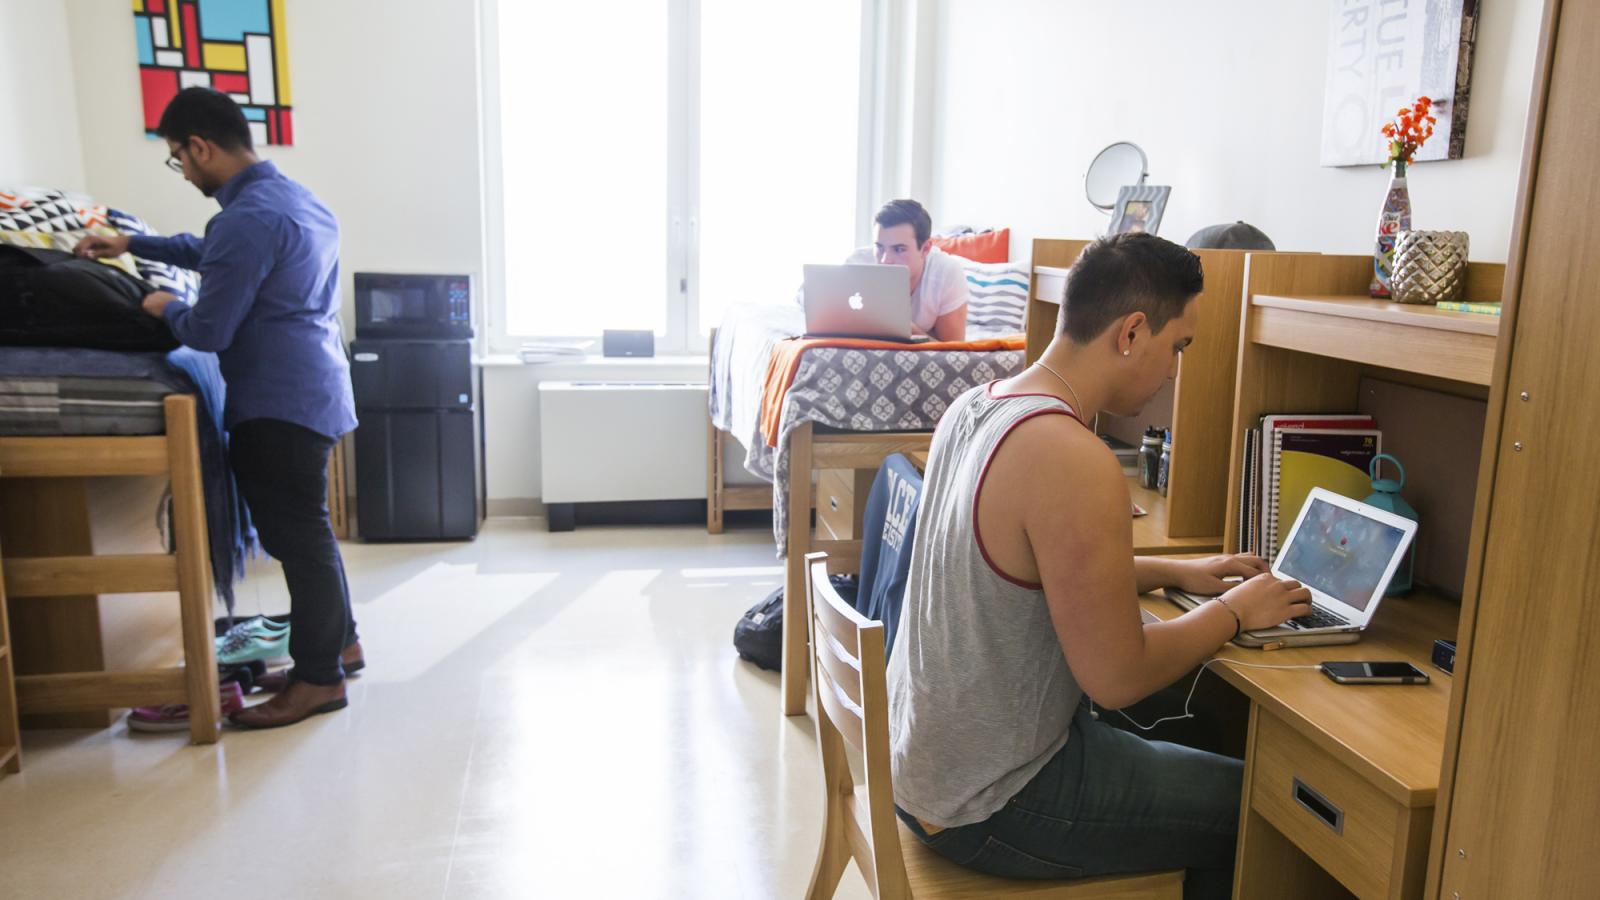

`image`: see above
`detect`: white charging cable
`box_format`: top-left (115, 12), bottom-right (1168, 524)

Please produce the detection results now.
top-left (1096, 657), bottom-right (1322, 732)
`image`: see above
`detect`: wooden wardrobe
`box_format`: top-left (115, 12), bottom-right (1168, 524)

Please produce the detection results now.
top-left (1426, 0), bottom-right (1600, 895)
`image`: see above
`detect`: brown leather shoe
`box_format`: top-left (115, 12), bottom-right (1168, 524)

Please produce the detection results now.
top-left (342, 640), bottom-right (366, 674)
top-left (228, 679), bottom-right (347, 729)
top-left (256, 642), bottom-right (364, 694)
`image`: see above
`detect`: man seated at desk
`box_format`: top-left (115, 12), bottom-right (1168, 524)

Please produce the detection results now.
top-left (887, 233), bottom-right (1313, 899)
top-left (844, 198), bottom-right (969, 341)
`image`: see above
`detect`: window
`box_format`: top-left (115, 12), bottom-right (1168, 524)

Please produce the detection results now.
top-left (484, 1), bottom-right (867, 354)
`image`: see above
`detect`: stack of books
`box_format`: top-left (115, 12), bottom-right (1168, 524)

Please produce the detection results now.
top-left (1435, 300), bottom-right (1501, 316)
top-left (517, 340), bottom-right (592, 364)
top-left (1238, 414), bottom-right (1382, 560)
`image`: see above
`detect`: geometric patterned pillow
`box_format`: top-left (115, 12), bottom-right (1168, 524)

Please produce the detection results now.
top-left (108, 207), bottom-right (202, 305)
top-left (960, 258), bottom-right (1030, 336)
top-left (0, 187), bottom-right (109, 232)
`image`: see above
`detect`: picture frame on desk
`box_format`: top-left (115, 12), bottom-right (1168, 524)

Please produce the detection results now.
top-left (1108, 185), bottom-right (1172, 236)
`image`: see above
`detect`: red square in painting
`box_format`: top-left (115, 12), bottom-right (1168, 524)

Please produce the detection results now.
top-left (212, 73), bottom-right (250, 94)
top-left (147, 0), bottom-right (166, 13)
top-left (278, 108), bottom-right (294, 145)
top-left (140, 67), bottom-right (179, 132)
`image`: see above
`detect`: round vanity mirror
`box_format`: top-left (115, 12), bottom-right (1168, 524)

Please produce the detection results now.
top-left (1085, 142), bottom-right (1148, 211)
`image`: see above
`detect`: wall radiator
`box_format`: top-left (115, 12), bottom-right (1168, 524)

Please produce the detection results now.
top-left (537, 381), bottom-right (708, 509)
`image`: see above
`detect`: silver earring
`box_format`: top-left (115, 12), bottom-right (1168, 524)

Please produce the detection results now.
top-left (1122, 350), bottom-right (1131, 357)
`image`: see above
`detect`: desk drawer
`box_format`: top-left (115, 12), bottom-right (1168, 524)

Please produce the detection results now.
top-left (816, 469), bottom-right (854, 542)
top-left (1249, 709), bottom-right (1405, 899)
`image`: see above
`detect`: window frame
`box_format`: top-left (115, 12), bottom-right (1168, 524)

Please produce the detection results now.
top-left (480, 0), bottom-right (882, 357)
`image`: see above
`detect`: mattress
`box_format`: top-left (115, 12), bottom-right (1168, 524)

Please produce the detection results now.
top-left (708, 302), bottom-right (1026, 553)
top-left (0, 347), bottom-right (196, 436)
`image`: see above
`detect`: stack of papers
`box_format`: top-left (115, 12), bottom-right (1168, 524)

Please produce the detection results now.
top-left (517, 341), bottom-right (592, 364)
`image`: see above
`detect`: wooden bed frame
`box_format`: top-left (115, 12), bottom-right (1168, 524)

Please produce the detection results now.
top-left (703, 334), bottom-right (933, 715)
top-left (0, 394), bottom-right (221, 761)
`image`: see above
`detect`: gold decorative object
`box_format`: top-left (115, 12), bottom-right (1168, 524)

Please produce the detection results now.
top-left (1392, 230), bottom-right (1470, 304)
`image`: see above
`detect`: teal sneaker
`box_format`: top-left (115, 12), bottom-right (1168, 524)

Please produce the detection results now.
top-left (219, 616), bottom-right (289, 641)
top-left (216, 626), bottom-right (291, 666)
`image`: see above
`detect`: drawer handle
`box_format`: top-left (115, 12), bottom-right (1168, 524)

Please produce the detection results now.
top-left (1292, 777), bottom-right (1344, 835)
top-left (829, 497), bottom-right (839, 511)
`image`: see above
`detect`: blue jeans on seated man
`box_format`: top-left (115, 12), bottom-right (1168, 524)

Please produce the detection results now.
top-left (897, 703), bottom-right (1243, 900)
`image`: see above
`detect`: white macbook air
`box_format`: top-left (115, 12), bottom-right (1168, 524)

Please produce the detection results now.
top-left (1165, 487), bottom-right (1419, 648)
top-left (801, 264), bottom-right (919, 341)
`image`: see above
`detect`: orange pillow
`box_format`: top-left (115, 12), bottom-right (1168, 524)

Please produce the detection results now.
top-left (930, 228), bottom-right (1009, 263)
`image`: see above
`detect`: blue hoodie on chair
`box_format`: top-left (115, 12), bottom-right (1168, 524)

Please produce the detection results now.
top-left (855, 454), bottom-right (924, 661)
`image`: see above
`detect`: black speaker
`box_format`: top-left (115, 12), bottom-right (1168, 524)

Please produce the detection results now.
top-left (602, 329), bottom-right (655, 358)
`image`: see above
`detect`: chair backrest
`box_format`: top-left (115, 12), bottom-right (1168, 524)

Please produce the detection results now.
top-left (854, 454), bottom-right (924, 662)
top-left (803, 551), bottom-right (916, 900)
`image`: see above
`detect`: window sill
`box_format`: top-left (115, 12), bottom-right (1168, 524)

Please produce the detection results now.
top-left (474, 353), bottom-right (709, 378)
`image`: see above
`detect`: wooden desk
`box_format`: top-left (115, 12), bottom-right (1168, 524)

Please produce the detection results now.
top-left (1140, 586), bottom-right (1459, 899)
top-left (1130, 477), bottom-right (1222, 555)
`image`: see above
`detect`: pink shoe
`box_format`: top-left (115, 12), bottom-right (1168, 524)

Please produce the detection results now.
top-left (127, 682), bottom-right (245, 733)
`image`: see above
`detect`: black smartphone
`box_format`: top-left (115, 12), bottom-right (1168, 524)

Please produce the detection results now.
top-left (1321, 661), bottom-right (1430, 685)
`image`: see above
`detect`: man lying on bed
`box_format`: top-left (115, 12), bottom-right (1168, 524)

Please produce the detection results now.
top-left (887, 234), bottom-right (1312, 899)
top-left (846, 199), bottom-right (969, 341)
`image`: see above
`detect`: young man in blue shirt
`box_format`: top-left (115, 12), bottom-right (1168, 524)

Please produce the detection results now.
top-left (78, 89), bottom-right (361, 729)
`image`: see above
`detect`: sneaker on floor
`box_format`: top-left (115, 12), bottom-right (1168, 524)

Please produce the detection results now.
top-left (213, 613), bottom-right (291, 639)
top-left (216, 627), bottom-right (291, 666)
top-left (127, 682), bottom-right (245, 733)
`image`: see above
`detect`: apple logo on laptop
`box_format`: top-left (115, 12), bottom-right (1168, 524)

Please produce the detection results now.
top-left (847, 292), bottom-right (864, 311)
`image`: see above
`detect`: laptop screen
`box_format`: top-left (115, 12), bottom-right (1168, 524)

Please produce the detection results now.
top-left (1275, 497), bottom-right (1408, 613)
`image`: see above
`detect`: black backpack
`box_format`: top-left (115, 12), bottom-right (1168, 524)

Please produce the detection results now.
top-left (733, 576), bottom-right (856, 672)
top-left (733, 588), bottom-right (785, 671)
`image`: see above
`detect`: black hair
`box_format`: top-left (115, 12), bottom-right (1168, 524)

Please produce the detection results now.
top-left (1058, 233), bottom-right (1204, 343)
top-left (157, 88), bottom-right (254, 153)
top-left (874, 199), bottom-right (933, 248)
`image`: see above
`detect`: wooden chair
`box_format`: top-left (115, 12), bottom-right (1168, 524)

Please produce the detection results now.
top-left (802, 552), bottom-right (1183, 899)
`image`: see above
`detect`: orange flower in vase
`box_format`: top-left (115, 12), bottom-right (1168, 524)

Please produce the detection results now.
top-left (1372, 97), bottom-right (1440, 298)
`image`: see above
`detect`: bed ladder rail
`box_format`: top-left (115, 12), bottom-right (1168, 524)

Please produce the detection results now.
top-left (0, 396), bottom-right (220, 745)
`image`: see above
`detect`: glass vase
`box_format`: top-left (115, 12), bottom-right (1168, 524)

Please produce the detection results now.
top-left (1371, 160), bottom-right (1411, 298)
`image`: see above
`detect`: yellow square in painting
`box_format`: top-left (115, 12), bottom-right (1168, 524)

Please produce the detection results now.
top-left (203, 42), bottom-right (247, 72)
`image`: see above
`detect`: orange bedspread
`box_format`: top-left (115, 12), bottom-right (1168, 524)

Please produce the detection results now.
top-left (758, 335), bottom-right (1025, 447)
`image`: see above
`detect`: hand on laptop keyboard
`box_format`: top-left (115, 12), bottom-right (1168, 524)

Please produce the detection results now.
top-left (1287, 607), bottom-right (1350, 630)
top-left (1220, 573), bottom-right (1316, 632)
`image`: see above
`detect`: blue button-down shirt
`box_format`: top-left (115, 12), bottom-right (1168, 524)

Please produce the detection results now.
top-left (130, 160), bottom-right (357, 438)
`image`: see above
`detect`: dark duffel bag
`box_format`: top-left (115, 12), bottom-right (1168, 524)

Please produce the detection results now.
top-left (733, 577), bottom-right (856, 672)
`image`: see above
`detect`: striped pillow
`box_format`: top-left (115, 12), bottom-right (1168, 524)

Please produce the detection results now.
top-left (961, 258), bottom-right (1029, 336)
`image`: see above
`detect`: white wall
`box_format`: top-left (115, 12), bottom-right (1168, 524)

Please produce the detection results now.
top-left (927, 0), bottom-right (1541, 263)
top-left (0, 0), bottom-right (88, 191)
top-left (62, 0), bottom-right (487, 320)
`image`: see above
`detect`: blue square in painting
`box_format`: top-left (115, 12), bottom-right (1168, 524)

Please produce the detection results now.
top-left (197, 0), bottom-right (270, 42)
top-left (134, 15), bottom-right (154, 65)
top-left (242, 107), bottom-right (267, 121)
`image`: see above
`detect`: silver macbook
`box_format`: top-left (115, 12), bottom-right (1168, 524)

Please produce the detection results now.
top-left (801, 264), bottom-right (918, 341)
top-left (1166, 488), bottom-right (1419, 648)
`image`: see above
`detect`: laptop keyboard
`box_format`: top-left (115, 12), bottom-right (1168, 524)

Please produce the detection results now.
top-left (1285, 607), bottom-right (1351, 630)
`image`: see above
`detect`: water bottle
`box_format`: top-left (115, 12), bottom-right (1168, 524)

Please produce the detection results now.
top-left (1138, 427), bottom-right (1163, 489)
top-left (1157, 429), bottom-right (1173, 497)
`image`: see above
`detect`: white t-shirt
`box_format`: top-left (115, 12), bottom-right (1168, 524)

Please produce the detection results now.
top-left (845, 247), bottom-right (970, 333)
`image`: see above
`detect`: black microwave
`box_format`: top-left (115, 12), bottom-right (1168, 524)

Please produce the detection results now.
top-left (354, 272), bottom-right (473, 339)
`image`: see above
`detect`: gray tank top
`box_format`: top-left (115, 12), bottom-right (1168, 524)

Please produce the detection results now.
top-left (887, 382), bottom-right (1087, 828)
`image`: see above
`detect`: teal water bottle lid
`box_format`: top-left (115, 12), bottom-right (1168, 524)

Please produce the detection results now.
top-left (1369, 453), bottom-right (1405, 494)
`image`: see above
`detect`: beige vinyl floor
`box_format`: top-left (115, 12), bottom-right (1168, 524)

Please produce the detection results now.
top-left (0, 518), bottom-right (875, 900)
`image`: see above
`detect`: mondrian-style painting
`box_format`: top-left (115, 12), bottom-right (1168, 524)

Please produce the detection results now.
top-left (132, 0), bottom-right (294, 146)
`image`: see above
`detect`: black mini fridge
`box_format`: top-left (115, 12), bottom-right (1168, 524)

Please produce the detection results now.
top-left (351, 338), bottom-right (478, 540)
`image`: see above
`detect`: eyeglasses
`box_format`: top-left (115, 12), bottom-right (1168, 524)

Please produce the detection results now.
top-left (164, 151), bottom-right (184, 173)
